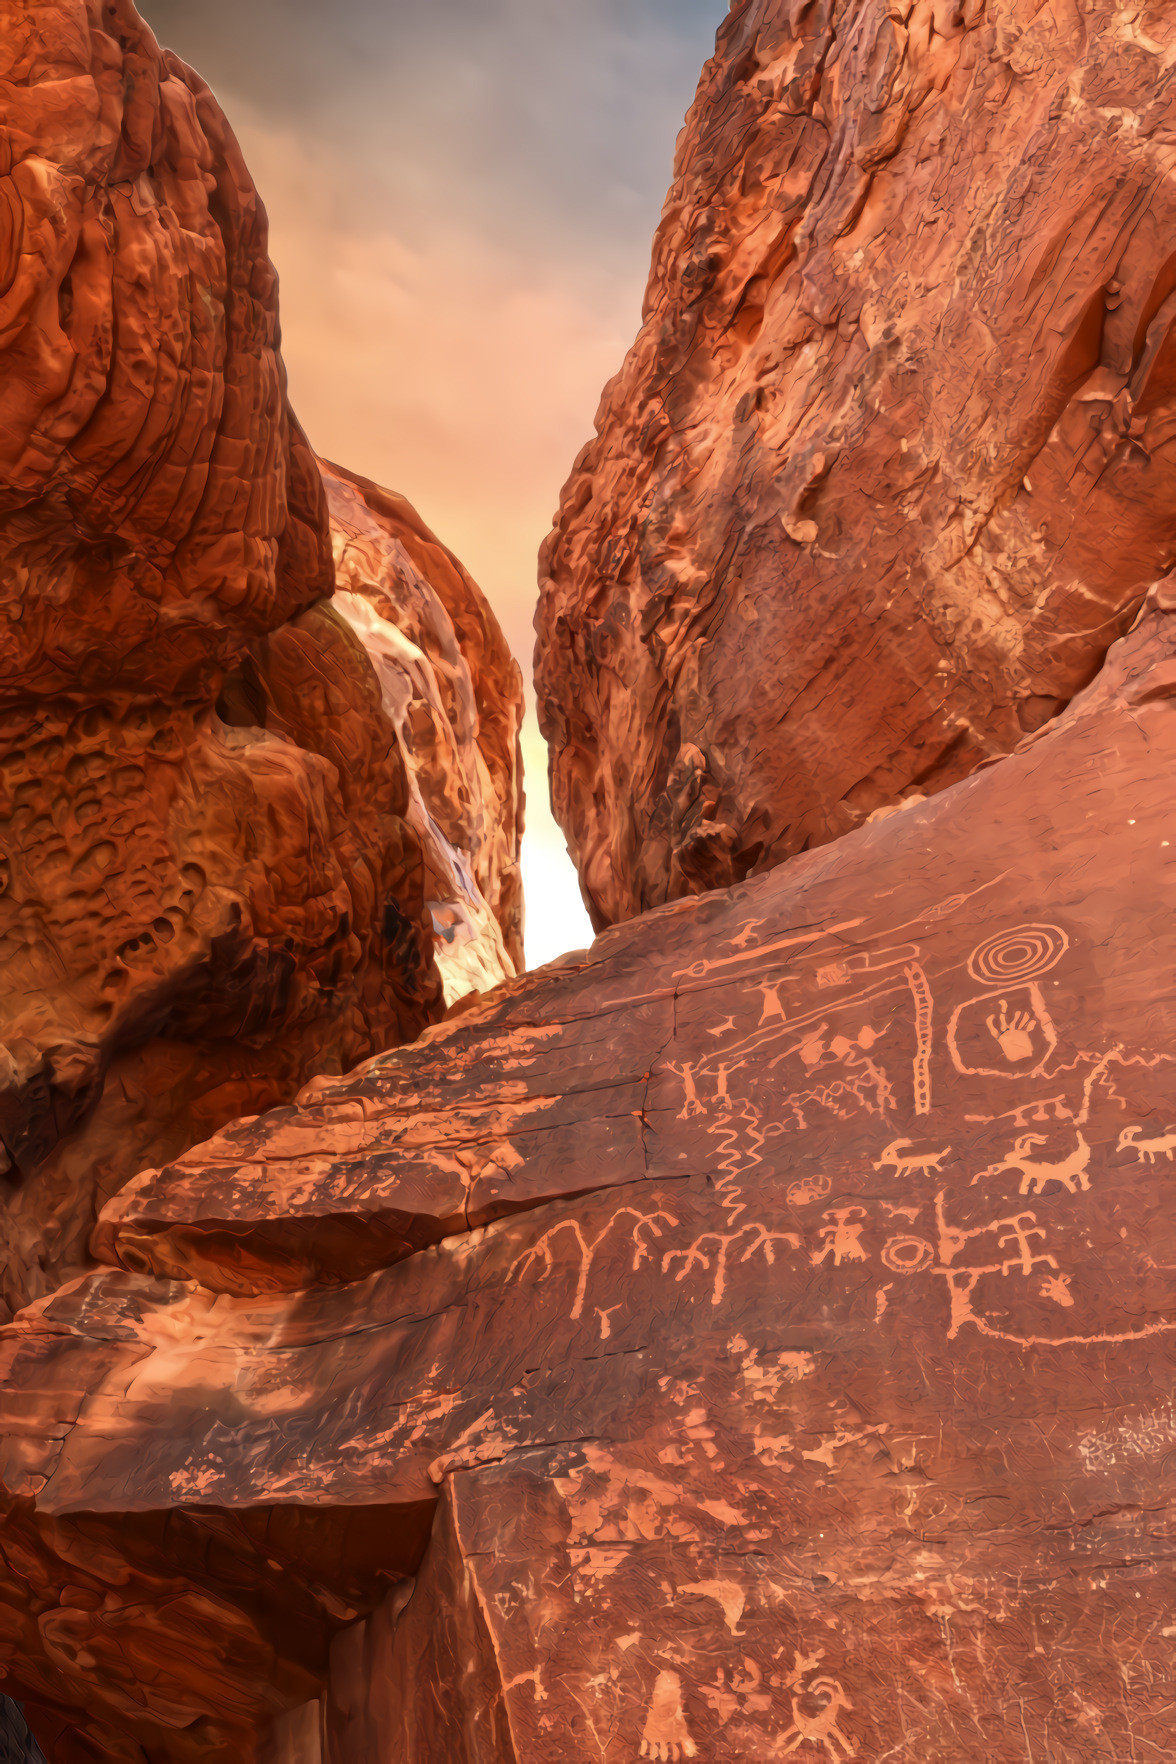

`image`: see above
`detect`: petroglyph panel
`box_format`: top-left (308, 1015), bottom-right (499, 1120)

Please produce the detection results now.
top-left (7, 608), bottom-right (1176, 1756)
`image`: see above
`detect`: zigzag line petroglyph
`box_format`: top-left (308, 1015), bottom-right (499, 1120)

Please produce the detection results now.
top-left (904, 961), bottom-right (934, 1115)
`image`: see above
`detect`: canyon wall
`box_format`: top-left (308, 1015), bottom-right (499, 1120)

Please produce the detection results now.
top-left (537, 0), bottom-right (1176, 926)
top-left (0, 3), bottom-right (523, 1325)
top-left (3, 0), bottom-right (1176, 1759)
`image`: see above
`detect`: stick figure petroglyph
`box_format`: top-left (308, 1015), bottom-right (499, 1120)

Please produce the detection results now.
top-left (872, 1138), bottom-right (952, 1179)
top-left (973, 1132), bottom-right (1092, 1196)
top-left (668, 1062), bottom-right (706, 1119)
top-left (1118, 1124), bottom-right (1176, 1163)
top-left (995, 1213), bottom-right (1058, 1277)
top-left (811, 1207), bottom-right (868, 1267)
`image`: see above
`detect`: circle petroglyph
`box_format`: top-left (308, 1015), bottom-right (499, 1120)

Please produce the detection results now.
top-left (882, 1235), bottom-right (934, 1274)
top-left (966, 923), bottom-right (1069, 986)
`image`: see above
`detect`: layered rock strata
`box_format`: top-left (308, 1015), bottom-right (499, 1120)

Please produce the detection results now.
top-left (6, 598), bottom-right (1176, 1757)
top-left (319, 461), bottom-right (524, 999)
top-left (537, 0), bottom-right (1176, 927)
top-left (0, 1), bottom-right (523, 1323)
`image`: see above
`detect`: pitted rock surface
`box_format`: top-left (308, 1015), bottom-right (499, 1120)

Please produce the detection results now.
top-left (0, 2), bottom-right (523, 1320)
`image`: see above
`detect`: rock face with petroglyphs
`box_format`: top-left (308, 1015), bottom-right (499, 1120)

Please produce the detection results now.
top-left (6, 0), bottom-right (1176, 1758)
top-left (536, 0), bottom-right (1176, 929)
top-left (0, 0), bottom-right (522, 1326)
top-left (7, 595), bottom-right (1176, 1758)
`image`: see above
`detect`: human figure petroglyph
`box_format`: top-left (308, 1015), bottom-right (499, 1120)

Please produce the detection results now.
top-left (639, 1669), bottom-right (697, 1761)
top-left (986, 998), bottom-right (1038, 1063)
top-left (973, 1131), bottom-right (1092, 1196)
top-left (935, 1190), bottom-right (1055, 1273)
top-left (995, 1213), bottom-right (1058, 1277)
top-left (1118, 1124), bottom-right (1176, 1163)
top-left (811, 1207), bottom-right (868, 1267)
top-left (669, 1061), bottom-right (706, 1119)
top-left (508, 1206), bottom-right (678, 1320)
top-left (873, 1138), bottom-right (952, 1179)
top-left (755, 980), bottom-right (788, 1024)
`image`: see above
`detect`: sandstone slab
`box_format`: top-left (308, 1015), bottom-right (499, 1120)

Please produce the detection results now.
top-left (5, 603), bottom-right (1176, 1756)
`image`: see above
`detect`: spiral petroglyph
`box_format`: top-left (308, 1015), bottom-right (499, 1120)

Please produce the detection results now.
top-left (966, 925), bottom-right (1069, 988)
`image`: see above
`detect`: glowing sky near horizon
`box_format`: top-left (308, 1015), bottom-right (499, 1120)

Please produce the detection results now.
top-left (137, 0), bottom-right (727, 968)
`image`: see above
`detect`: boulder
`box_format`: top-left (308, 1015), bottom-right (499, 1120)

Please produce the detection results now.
top-left (0, 2), bottom-right (523, 1320)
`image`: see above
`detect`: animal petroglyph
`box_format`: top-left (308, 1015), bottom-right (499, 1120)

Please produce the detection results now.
top-left (508, 1206), bottom-right (678, 1320)
top-left (873, 1138), bottom-right (952, 1179)
top-left (1118, 1124), bottom-right (1176, 1163)
top-left (781, 1669), bottom-right (856, 1758)
top-left (639, 1669), bottom-right (697, 1761)
top-left (672, 917), bottom-right (865, 982)
top-left (974, 1132), bottom-right (1092, 1196)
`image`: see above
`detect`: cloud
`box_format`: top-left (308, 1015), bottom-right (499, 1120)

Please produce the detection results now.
top-left (140, 0), bottom-right (723, 254)
top-left (135, 0), bottom-right (728, 964)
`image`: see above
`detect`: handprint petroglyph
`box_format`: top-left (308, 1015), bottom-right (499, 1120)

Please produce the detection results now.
top-left (986, 998), bottom-right (1037, 1063)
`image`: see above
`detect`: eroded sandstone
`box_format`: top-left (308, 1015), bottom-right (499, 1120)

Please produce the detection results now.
top-left (0, 1), bottom-right (523, 1322)
top-left (5, 599), bottom-right (1176, 1757)
top-left (537, 0), bottom-right (1176, 927)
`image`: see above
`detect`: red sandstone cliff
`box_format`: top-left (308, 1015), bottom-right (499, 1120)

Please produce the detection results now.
top-left (4, 0), bottom-right (1176, 1758)
top-left (537, 0), bottom-right (1176, 927)
top-left (0, 3), bottom-right (523, 1322)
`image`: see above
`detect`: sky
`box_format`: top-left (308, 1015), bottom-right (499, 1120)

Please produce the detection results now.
top-left (137, 0), bottom-right (727, 968)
